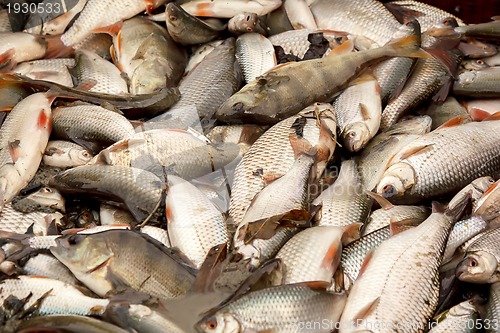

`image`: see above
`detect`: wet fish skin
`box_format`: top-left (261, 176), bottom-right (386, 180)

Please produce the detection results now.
top-left (198, 283), bottom-right (347, 333)
top-left (50, 230), bottom-right (196, 299)
top-left (0, 32), bottom-right (48, 66)
top-left (474, 179), bottom-right (500, 222)
top-left (376, 120), bottom-right (500, 204)
top-left (485, 282), bottom-right (500, 333)
top-left (363, 204), bottom-right (430, 235)
top-left (422, 96), bottom-right (472, 130)
top-left (428, 299), bottom-right (479, 333)
top-left (60, 0), bottom-right (167, 46)
top-left (228, 104), bottom-right (337, 227)
top-left (165, 175), bottom-right (228, 269)
top-left (22, 253), bottom-right (78, 285)
top-left (228, 12), bottom-right (267, 36)
top-left (49, 165), bottom-right (163, 223)
top-left (453, 67), bottom-right (500, 98)
top-left (443, 215), bottom-right (489, 263)
top-left (74, 33), bottom-right (113, 60)
top-left (180, 0), bottom-right (282, 18)
top-left (236, 33), bottom-right (276, 84)
top-left (43, 140), bottom-right (93, 168)
top-left (166, 2), bottom-right (224, 45)
top-left (12, 58), bottom-right (75, 87)
top-left (283, 0), bottom-right (317, 30)
top-left (17, 315), bottom-right (129, 333)
top-left (24, 0), bottom-right (89, 35)
top-left (449, 176), bottom-right (496, 213)
top-left (216, 35), bottom-right (428, 125)
top-left (0, 92), bottom-right (53, 207)
top-left (0, 275), bottom-right (109, 316)
top-left (456, 227), bottom-right (500, 284)
top-left (0, 205), bottom-right (63, 235)
top-left (314, 160), bottom-right (373, 228)
top-left (340, 198), bottom-right (467, 333)
top-left (51, 103), bottom-right (135, 154)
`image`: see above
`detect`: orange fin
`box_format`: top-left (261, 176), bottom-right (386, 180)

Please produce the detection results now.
top-left (296, 281), bottom-right (332, 291)
top-left (389, 217), bottom-right (410, 236)
top-left (75, 79), bottom-right (98, 91)
top-left (366, 191), bottom-right (394, 210)
top-left (262, 171), bottom-right (284, 185)
top-left (431, 78), bottom-right (453, 104)
top-left (8, 140), bottom-right (21, 163)
top-left (0, 48), bottom-right (16, 72)
top-left (353, 297), bottom-right (381, 322)
top-left (321, 237), bottom-right (342, 270)
top-left (468, 108), bottom-right (492, 121)
top-left (383, 2), bottom-right (423, 24)
top-left (358, 249), bottom-right (375, 278)
top-left (341, 223), bottom-right (362, 245)
top-left (483, 111), bottom-right (500, 121)
top-left (37, 110), bottom-right (50, 129)
top-left (42, 35), bottom-right (74, 59)
top-left (92, 21), bottom-right (123, 36)
top-left (327, 39), bottom-right (354, 57)
top-left (436, 116), bottom-right (468, 129)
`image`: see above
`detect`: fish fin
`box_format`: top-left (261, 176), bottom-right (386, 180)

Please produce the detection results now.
top-left (289, 117), bottom-right (316, 158)
top-left (388, 36), bottom-right (431, 59)
top-left (349, 73), bottom-right (377, 86)
top-left (431, 78), bottom-right (453, 104)
top-left (42, 35), bottom-right (74, 59)
top-left (244, 210), bottom-right (310, 242)
top-left (358, 249), bottom-right (375, 277)
top-left (0, 48), bottom-right (16, 72)
top-left (383, 2), bottom-right (423, 24)
top-left (92, 21), bottom-right (123, 37)
top-left (144, 0), bottom-right (157, 14)
top-left (389, 217), bottom-right (413, 236)
top-left (192, 243), bottom-right (228, 293)
top-left (45, 216), bottom-right (59, 236)
top-left (446, 190), bottom-right (471, 221)
top-left (432, 201), bottom-right (446, 214)
top-left (321, 237), bottom-right (342, 270)
top-left (262, 171), bottom-right (284, 185)
top-left (365, 191), bottom-right (394, 210)
top-left (359, 103), bottom-right (372, 121)
top-left (398, 144), bottom-right (433, 160)
top-left (132, 34), bottom-right (156, 61)
top-left (468, 108), bottom-right (492, 121)
top-left (8, 140), bottom-right (21, 163)
top-left (0, 107), bottom-right (12, 112)
top-left (436, 116), bottom-right (468, 129)
top-left (71, 138), bottom-right (105, 155)
top-left (23, 70), bottom-right (61, 81)
top-left (353, 297), bottom-right (381, 322)
top-left (426, 48), bottom-right (461, 78)
top-left (75, 79), bottom-right (98, 91)
top-left (327, 39), bottom-right (354, 57)
top-left (341, 223), bottom-right (362, 245)
top-left (295, 281), bottom-right (332, 291)
top-left (483, 111), bottom-right (500, 121)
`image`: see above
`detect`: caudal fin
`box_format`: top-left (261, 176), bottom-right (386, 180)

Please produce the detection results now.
top-left (387, 36), bottom-right (431, 59)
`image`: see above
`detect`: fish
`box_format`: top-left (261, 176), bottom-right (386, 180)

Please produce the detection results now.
top-left (184, 40), bottom-right (223, 75)
top-left (428, 299), bottom-right (479, 333)
top-left (464, 98), bottom-right (500, 121)
top-left (50, 230), bottom-right (196, 298)
top-left (455, 19), bottom-right (500, 40)
top-left (60, 0), bottom-right (167, 46)
top-left (43, 140), bottom-right (93, 168)
top-left (12, 58), bottom-right (75, 86)
top-left (21, 253), bottom-right (79, 285)
top-left (0, 205), bottom-right (63, 235)
top-left (147, 38), bottom-right (242, 131)
top-left (0, 275), bottom-right (109, 316)
top-left (376, 119), bottom-right (500, 203)
top-left (16, 315), bottom-right (130, 333)
top-left (198, 282), bottom-right (347, 333)
top-left (443, 215), bottom-right (489, 264)
top-left (165, 175), bottom-right (228, 269)
top-left (283, 0), bottom-right (317, 30)
top-left (69, 50), bottom-right (129, 95)
top-left (49, 165), bottom-right (164, 223)
top-left (358, 115), bottom-right (432, 192)
top-left (180, 0), bottom-right (282, 18)
top-left (140, 225), bottom-right (171, 248)
top-left (206, 125), bottom-right (267, 156)
top-left (235, 33), bottom-right (277, 84)
top-left (74, 33), bottom-right (114, 60)
top-left (99, 203), bottom-right (136, 226)
top-left (228, 103), bottom-right (337, 228)
top-left (456, 227), bottom-right (500, 284)
top-left (314, 160), bottom-right (373, 228)
top-left (453, 67), bottom-right (500, 98)
top-left (227, 12), bottom-right (268, 36)
top-left (92, 129), bottom-right (240, 181)
top-left (421, 96), bottom-right (472, 130)
top-left (485, 282), bottom-right (500, 332)
top-left (339, 195), bottom-right (468, 332)
top-left (51, 103), bottom-right (135, 153)
top-left (0, 92), bottom-right (54, 207)
top-left (166, 2), bottom-right (225, 45)
top-left (448, 176), bottom-right (496, 212)
top-left (0, 32), bottom-right (51, 69)
top-left (310, 0), bottom-right (402, 46)
top-left (333, 75), bottom-right (382, 153)
top-left (474, 179), bottom-right (500, 222)
top-left (216, 35), bottom-right (429, 125)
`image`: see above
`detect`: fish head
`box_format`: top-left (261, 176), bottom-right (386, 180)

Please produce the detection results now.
top-left (342, 122), bottom-right (370, 153)
top-left (217, 93), bottom-right (258, 123)
top-left (68, 148), bottom-right (93, 166)
top-left (456, 251), bottom-right (499, 283)
top-left (198, 313), bottom-right (241, 333)
top-left (26, 187), bottom-right (66, 212)
top-left (50, 233), bottom-right (113, 276)
top-left (376, 162), bottom-right (416, 199)
top-left (130, 60), bottom-right (169, 95)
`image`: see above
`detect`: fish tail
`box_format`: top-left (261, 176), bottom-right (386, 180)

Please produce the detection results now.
top-left (289, 118), bottom-right (317, 158)
top-left (42, 35), bottom-right (74, 59)
top-left (386, 35), bottom-right (431, 59)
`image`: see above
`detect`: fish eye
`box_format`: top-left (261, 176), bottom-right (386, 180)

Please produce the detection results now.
top-left (476, 60), bottom-right (484, 65)
top-left (67, 234), bottom-right (83, 246)
top-left (82, 151), bottom-right (91, 158)
top-left (246, 27), bottom-right (253, 32)
top-left (468, 258), bottom-right (478, 267)
top-left (206, 320), bottom-right (218, 330)
top-left (41, 187), bottom-right (52, 193)
top-left (382, 185), bottom-right (396, 196)
top-left (169, 15), bottom-right (176, 21)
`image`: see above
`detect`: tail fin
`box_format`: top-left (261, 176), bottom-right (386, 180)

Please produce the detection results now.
top-left (43, 35), bottom-right (74, 59)
top-left (289, 117), bottom-right (317, 158)
top-left (386, 36), bottom-right (431, 59)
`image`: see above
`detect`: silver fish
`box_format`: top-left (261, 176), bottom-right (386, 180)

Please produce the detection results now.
top-left (236, 33), bottom-right (276, 84)
top-left (43, 140), bottom-right (93, 168)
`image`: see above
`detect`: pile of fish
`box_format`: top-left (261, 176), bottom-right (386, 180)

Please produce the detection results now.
top-left (0, 0), bottom-right (500, 332)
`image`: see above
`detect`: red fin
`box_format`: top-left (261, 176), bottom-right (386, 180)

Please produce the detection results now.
top-left (389, 217), bottom-right (410, 236)
top-left (341, 223), bottom-right (362, 245)
top-left (194, 3), bottom-right (214, 16)
top-left (92, 21), bottom-right (123, 36)
top-left (165, 204), bottom-right (174, 222)
top-left (75, 79), bottom-right (98, 91)
top-left (353, 297), bottom-right (381, 322)
top-left (262, 171), bottom-right (284, 185)
top-left (426, 48), bottom-right (461, 78)
top-left (144, 0), bottom-right (156, 14)
top-left (366, 191), bottom-right (394, 210)
top-left (296, 281), bottom-right (332, 290)
top-left (358, 249), bottom-right (375, 277)
top-left (468, 108), bottom-right (492, 121)
top-left (321, 238), bottom-right (342, 270)
top-left (483, 111), bottom-right (500, 121)
top-left (8, 140), bottom-right (21, 163)
top-left (42, 35), bottom-right (74, 59)
top-left (0, 48), bottom-right (16, 72)
top-left (38, 111), bottom-right (50, 129)
top-left (432, 78), bottom-right (453, 104)
top-left (328, 39), bottom-right (354, 57)
top-left (436, 116), bottom-right (468, 130)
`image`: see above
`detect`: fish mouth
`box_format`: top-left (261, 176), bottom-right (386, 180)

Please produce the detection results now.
top-left (87, 257), bottom-right (111, 274)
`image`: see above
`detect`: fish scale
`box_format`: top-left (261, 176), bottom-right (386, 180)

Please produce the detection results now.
top-left (236, 33), bottom-right (276, 84)
top-left (486, 282), bottom-right (500, 331)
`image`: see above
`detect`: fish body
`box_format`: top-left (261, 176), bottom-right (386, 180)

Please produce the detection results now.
top-left (283, 0), bottom-right (317, 30)
top-left (376, 120), bottom-right (500, 203)
top-left (363, 204), bottom-right (430, 235)
top-left (216, 35), bottom-right (427, 125)
top-left (428, 299), bottom-right (478, 333)
top-left (13, 58), bottom-right (75, 86)
top-left (50, 230), bottom-right (196, 298)
top-left (485, 282), bottom-right (500, 332)
top-left (453, 67), bottom-right (500, 98)
top-left (0, 32), bottom-right (48, 66)
top-left (43, 140), bottom-right (93, 168)
top-left (475, 179), bottom-right (500, 222)
top-left (423, 96), bottom-right (471, 130)
top-left (22, 253), bottom-right (78, 285)
top-left (236, 33), bottom-right (276, 84)
top-left (180, 0), bottom-right (282, 18)
top-left (24, 0), bottom-right (89, 35)
top-left (17, 315), bottom-right (129, 333)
